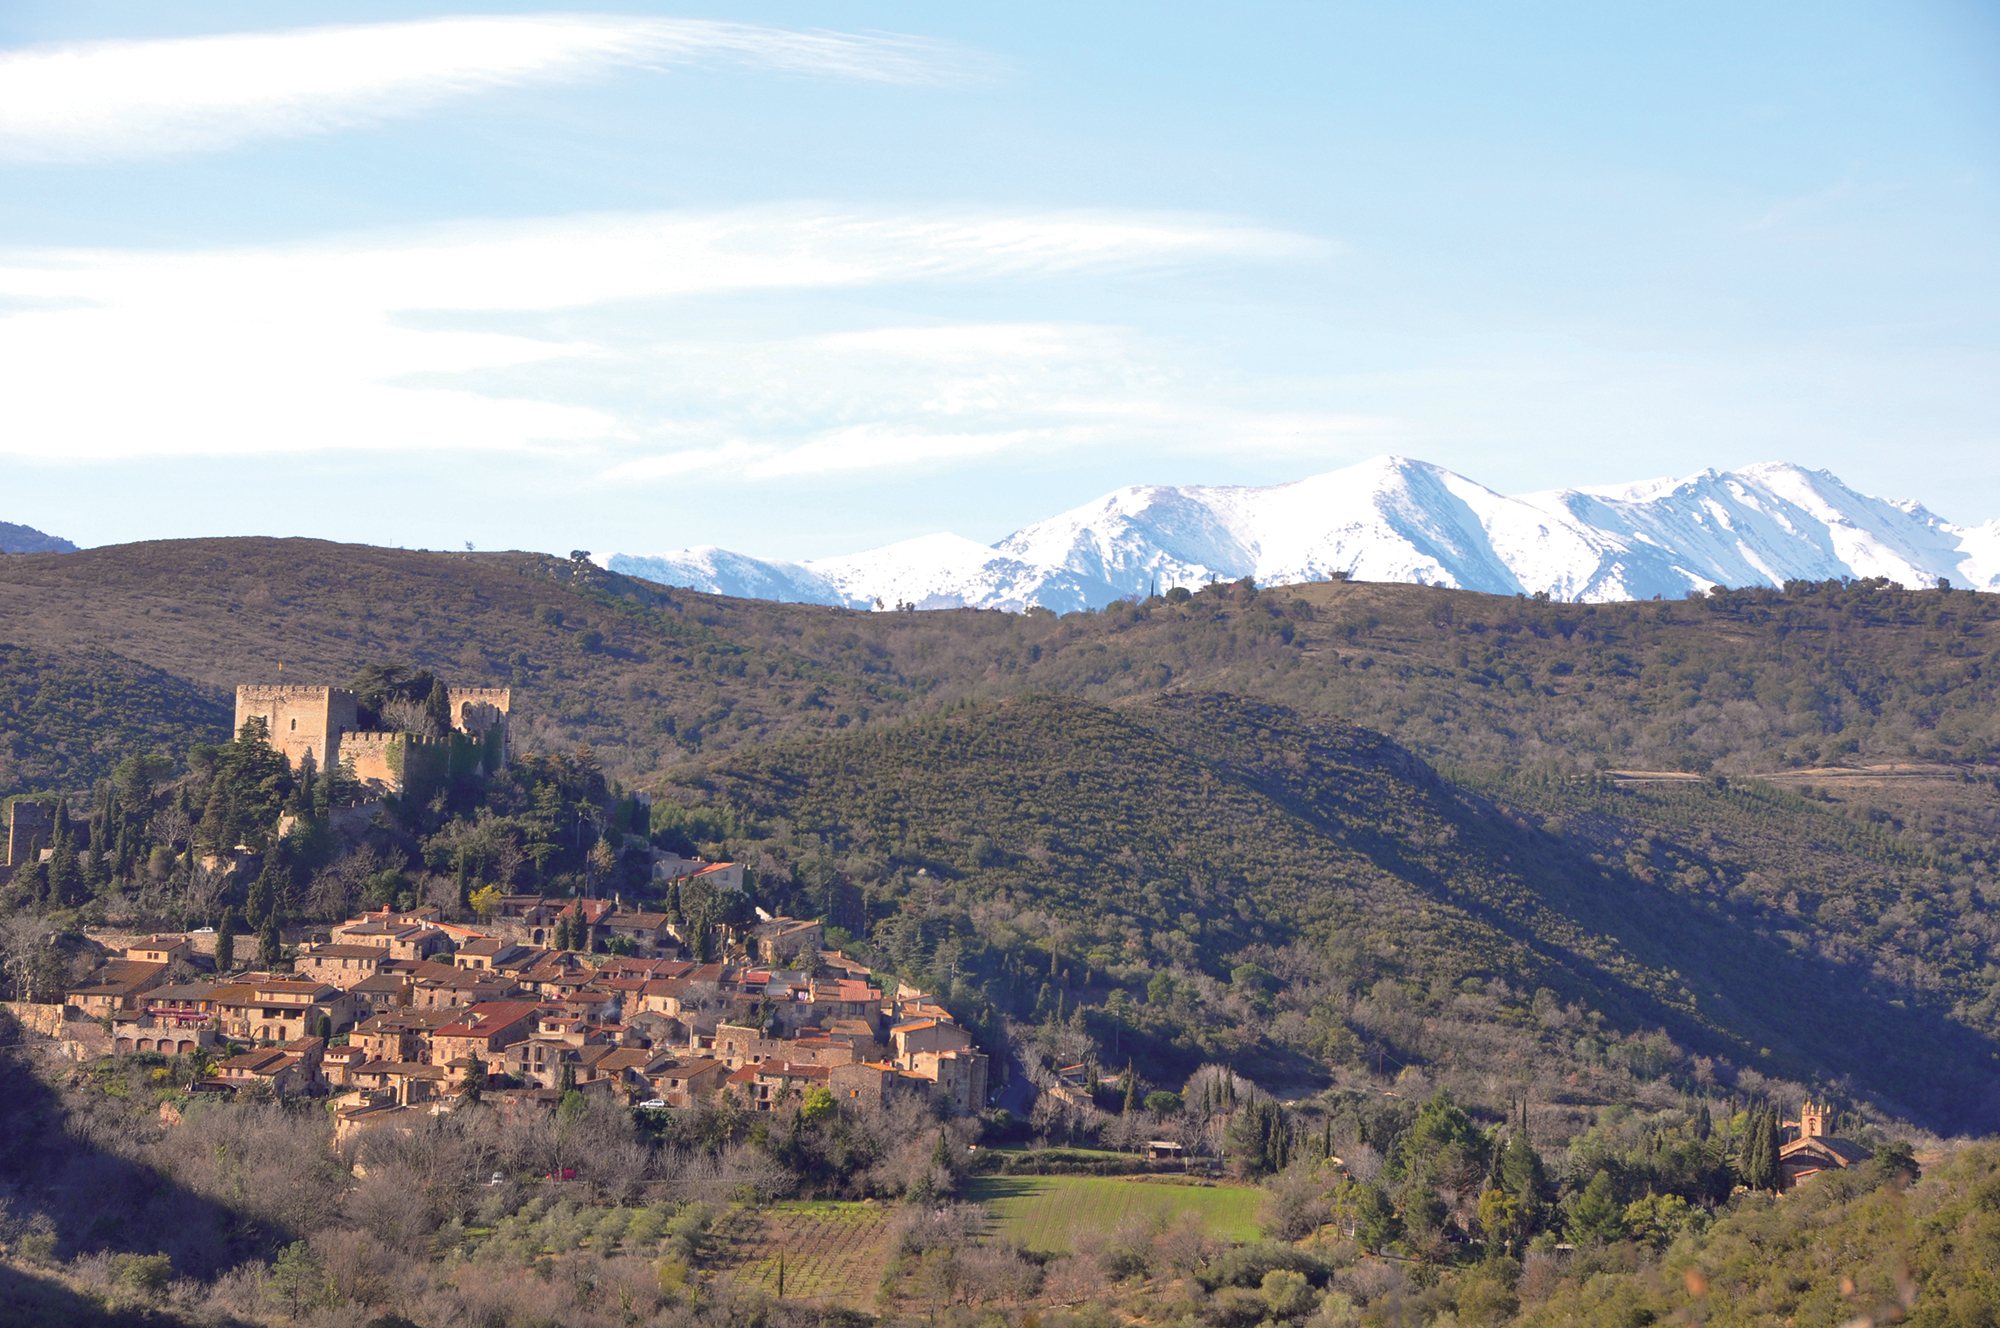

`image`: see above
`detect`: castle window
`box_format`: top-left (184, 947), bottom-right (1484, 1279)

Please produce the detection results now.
top-left (290, 719), bottom-right (297, 731)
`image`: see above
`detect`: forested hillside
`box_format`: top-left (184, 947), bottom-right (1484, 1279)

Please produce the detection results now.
top-left (5, 538), bottom-right (2000, 1133)
top-left (7, 537), bottom-right (2000, 1323)
top-left (6, 539), bottom-right (2000, 798)
top-left (658, 692), bottom-right (2000, 1134)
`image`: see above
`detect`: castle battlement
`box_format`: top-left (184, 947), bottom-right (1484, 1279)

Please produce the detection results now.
top-left (233, 680), bottom-right (509, 794)
top-left (339, 731), bottom-right (456, 750)
top-left (447, 687), bottom-right (512, 709)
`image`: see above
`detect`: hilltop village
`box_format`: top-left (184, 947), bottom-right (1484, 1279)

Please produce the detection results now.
top-left (21, 681), bottom-right (991, 1142)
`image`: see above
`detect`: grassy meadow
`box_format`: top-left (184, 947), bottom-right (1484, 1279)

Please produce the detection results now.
top-left (967, 1174), bottom-right (1262, 1254)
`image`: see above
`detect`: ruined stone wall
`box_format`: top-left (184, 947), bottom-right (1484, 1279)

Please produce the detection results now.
top-left (5, 799), bottom-right (52, 868)
top-left (447, 687), bottom-right (511, 729)
top-left (447, 687), bottom-right (511, 771)
top-left (4, 1002), bottom-right (114, 1060)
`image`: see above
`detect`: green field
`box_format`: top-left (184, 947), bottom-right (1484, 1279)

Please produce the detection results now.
top-left (968, 1175), bottom-right (1262, 1253)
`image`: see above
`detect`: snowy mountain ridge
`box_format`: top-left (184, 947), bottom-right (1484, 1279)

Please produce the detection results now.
top-left (600, 457), bottom-right (2000, 611)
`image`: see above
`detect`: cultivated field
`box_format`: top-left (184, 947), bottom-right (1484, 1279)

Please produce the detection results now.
top-left (967, 1174), bottom-right (1262, 1253)
top-left (708, 1200), bottom-right (894, 1308)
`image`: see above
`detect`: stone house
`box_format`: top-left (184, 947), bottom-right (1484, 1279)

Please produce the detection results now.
top-left (123, 936), bottom-right (192, 966)
top-left (429, 1000), bottom-right (541, 1073)
top-left (66, 961), bottom-right (169, 1017)
top-left (650, 1058), bottom-right (728, 1107)
top-left (212, 978), bottom-right (355, 1043)
top-left (293, 943), bottom-right (394, 989)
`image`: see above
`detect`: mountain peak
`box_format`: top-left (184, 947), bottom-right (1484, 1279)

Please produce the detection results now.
top-left (602, 458), bottom-right (1991, 611)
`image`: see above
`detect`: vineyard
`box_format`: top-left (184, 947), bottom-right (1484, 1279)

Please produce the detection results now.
top-left (708, 1200), bottom-right (895, 1308)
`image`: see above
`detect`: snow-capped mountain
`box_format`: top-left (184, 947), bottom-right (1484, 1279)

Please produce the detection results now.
top-left (599, 458), bottom-right (2000, 611)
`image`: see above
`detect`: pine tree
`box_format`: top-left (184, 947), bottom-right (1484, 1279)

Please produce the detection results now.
top-left (259, 913), bottom-right (283, 970)
top-left (1566, 1168), bottom-right (1625, 1244)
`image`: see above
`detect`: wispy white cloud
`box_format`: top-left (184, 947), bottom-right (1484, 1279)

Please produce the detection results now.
top-left (0, 14), bottom-right (977, 162)
top-left (0, 207), bottom-right (1317, 464)
top-left (598, 319), bottom-right (1395, 483)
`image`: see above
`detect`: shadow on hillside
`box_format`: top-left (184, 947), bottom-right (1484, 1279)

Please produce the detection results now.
top-left (1282, 769), bottom-right (2000, 1133)
top-left (0, 1260), bottom-right (227, 1328)
top-left (0, 1028), bottom-right (295, 1283)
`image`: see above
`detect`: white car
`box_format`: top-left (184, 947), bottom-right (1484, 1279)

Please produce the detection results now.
top-left (635, 1098), bottom-right (667, 1110)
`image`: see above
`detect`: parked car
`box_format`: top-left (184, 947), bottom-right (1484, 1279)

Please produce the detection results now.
top-left (636, 1098), bottom-right (667, 1110)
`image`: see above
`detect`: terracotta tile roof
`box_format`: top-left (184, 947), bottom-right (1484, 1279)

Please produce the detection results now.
top-left (299, 944), bottom-right (391, 960)
top-left (656, 1058), bottom-right (724, 1081)
top-left (434, 1000), bottom-right (543, 1040)
top-left (70, 960), bottom-right (168, 996)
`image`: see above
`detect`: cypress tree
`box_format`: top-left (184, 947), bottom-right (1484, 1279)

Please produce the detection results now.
top-left (259, 913), bottom-right (283, 970)
top-left (215, 909), bottom-right (239, 973)
top-left (293, 752), bottom-right (317, 813)
top-left (425, 678), bottom-right (453, 737)
top-left (47, 804), bottom-right (85, 907)
top-left (1739, 1104), bottom-right (1782, 1191)
top-left (247, 868), bottom-right (276, 928)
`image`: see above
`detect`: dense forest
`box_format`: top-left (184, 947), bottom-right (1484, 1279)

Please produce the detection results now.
top-left (4, 539), bottom-right (2000, 1324)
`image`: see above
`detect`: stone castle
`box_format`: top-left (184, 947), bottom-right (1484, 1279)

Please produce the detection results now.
top-left (234, 683), bottom-right (510, 795)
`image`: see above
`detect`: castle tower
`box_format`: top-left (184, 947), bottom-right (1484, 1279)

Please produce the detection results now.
top-left (234, 685), bottom-right (358, 773)
top-left (445, 686), bottom-right (511, 768)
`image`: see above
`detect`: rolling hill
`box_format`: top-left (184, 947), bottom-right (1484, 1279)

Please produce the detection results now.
top-left (6, 536), bottom-right (2000, 796)
top-left (6, 537), bottom-right (2000, 1131)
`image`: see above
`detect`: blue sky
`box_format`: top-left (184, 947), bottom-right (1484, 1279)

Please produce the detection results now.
top-left (1, 2), bottom-right (1995, 557)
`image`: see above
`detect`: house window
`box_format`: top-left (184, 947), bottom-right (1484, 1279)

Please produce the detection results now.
top-left (290, 719), bottom-right (297, 731)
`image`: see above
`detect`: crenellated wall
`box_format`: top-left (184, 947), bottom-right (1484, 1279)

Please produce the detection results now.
top-left (235, 682), bottom-right (510, 794)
